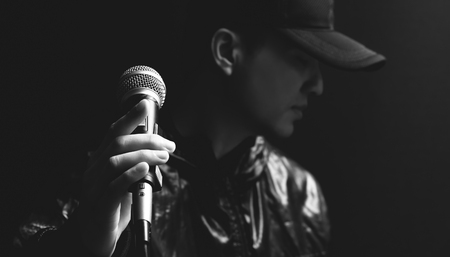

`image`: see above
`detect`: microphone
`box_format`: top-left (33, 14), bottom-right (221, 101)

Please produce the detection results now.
top-left (117, 65), bottom-right (166, 257)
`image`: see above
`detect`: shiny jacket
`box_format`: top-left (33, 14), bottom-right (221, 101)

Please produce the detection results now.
top-left (14, 121), bottom-right (330, 257)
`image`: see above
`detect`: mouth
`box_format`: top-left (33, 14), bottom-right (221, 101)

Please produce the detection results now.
top-left (291, 105), bottom-right (307, 117)
top-left (292, 105), bottom-right (307, 111)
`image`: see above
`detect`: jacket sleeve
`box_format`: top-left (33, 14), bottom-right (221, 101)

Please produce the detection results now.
top-left (11, 180), bottom-right (131, 257)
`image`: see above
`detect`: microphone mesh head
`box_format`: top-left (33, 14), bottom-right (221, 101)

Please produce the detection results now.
top-left (117, 65), bottom-right (166, 107)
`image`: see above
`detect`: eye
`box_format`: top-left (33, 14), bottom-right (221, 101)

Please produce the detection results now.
top-left (287, 49), bottom-right (311, 67)
top-left (287, 53), bottom-right (310, 69)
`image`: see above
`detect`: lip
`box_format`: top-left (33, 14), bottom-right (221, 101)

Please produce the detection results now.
top-left (292, 105), bottom-right (307, 111)
top-left (291, 105), bottom-right (307, 117)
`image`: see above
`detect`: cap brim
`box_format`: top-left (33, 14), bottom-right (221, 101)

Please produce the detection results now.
top-left (278, 28), bottom-right (386, 71)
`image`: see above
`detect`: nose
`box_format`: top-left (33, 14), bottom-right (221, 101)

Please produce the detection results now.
top-left (301, 67), bottom-right (324, 96)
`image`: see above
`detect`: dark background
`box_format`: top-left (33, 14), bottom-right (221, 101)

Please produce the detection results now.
top-left (1, 1), bottom-right (450, 256)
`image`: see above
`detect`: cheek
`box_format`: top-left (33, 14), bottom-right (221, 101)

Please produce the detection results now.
top-left (231, 48), bottom-right (304, 137)
top-left (244, 75), bottom-right (303, 137)
top-left (246, 76), bottom-right (296, 116)
top-left (239, 83), bottom-right (296, 137)
top-left (241, 74), bottom-right (283, 119)
top-left (242, 67), bottom-right (293, 109)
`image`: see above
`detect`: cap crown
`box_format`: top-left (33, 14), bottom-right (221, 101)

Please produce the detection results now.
top-left (248, 0), bottom-right (334, 29)
top-left (289, 0), bottom-right (334, 29)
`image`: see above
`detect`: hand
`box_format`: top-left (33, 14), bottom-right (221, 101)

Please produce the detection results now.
top-left (78, 99), bottom-right (175, 257)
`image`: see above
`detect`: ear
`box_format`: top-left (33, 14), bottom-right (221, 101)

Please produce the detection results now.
top-left (211, 28), bottom-right (242, 76)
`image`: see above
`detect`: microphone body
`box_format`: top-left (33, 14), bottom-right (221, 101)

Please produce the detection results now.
top-left (117, 66), bottom-right (166, 257)
top-left (128, 94), bottom-right (161, 257)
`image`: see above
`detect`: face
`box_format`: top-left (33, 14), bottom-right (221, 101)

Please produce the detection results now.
top-left (230, 30), bottom-right (324, 138)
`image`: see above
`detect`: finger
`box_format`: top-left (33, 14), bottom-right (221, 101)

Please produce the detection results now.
top-left (86, 149), bottom-right (168, 198)
top-left (99, 162), bottom-right (150, 216)
top-left (91, 99), bottom-right (151, 162)
top-left (107, 134), bottom-right (176, 158)
top-left (118, 196), bottom-right (133, 230)
top-left (106, 150), bottom-right (169, 181)
top-left (83, 134), bottom-right (174, 193)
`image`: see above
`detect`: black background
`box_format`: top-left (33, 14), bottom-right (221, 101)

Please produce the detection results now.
top-left (2, 1), bottom-right (450, 256)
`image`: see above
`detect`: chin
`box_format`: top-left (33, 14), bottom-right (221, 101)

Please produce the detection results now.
top-left (257, 117), bottom-right (296, 139)
top-left (269, 124), bottom-right (295, 139)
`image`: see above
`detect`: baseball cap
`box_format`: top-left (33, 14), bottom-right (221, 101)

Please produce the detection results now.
top-left (180, 0), bottom-right (386, 71)
top-left (249, 0), bottom-right (386, 71)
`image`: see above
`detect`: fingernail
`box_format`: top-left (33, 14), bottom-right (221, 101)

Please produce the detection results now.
top-left (165, 141), bottom-right (176, 152)
top-left (133, 99), bottom-right (146, 112)
top-left (155, 151), bottom-right (169, 160)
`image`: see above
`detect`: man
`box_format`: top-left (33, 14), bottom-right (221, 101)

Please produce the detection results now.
top-left (13, 0), bottom-right (385, 256)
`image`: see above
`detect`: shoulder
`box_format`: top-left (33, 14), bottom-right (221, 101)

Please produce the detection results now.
top-left (261, 137), bottom-right (320, 189)
top-left (260, 137), bottom-right (327, 211)
top-left (259, 137), bottom-right (330, 244)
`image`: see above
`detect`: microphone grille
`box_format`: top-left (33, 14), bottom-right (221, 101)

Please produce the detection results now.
top-left (117, 65), bottom-right (166, 107)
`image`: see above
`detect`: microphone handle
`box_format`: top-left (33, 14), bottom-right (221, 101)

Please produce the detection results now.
top-left (131, 173), bottom-right (153, 257)
top-left (127, 95), bottom-right (163, 257)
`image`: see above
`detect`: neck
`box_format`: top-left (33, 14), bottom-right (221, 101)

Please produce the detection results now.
top-left (204, 101), bottom-right (253, 159)
top-left (171, 83), bottom-right (255, 160)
